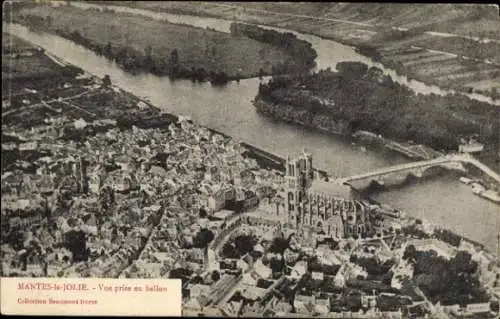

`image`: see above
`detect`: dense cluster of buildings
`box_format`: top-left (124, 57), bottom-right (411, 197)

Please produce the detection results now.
top-left (1, 109), bottom-right (282, 278)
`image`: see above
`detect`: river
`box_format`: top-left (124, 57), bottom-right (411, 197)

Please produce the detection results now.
top-left (4, 10), bottom-right (499, 252)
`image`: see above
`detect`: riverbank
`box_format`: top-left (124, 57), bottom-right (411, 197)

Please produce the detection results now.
top-left (11, 4), bottom-right (297, 84)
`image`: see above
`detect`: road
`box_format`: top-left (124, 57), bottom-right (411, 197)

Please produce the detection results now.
top-left (2, 89), bottom-right (96, 117)
top-left (214, 2), bottom-right (373, 27)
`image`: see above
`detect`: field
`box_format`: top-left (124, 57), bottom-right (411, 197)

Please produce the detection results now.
top-left (2, 32), bottom-right (78, 97)
top-left (378, 38), bottom-right (500, 92)
top-left (108, 1), bottom-right (500, 99)
top-left (16, 4), bottom-right (294, 79)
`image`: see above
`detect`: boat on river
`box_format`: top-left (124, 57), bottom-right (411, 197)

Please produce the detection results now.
top-left (459, 176), bottom-right (474, 185)
top-left (476, 189), bottom-right (500, 204)
top-left (471, 182), bottom-right (486, 195)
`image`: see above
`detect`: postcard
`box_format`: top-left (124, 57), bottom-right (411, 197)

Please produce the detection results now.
top-left (2, 1), bottom-right (499, 317)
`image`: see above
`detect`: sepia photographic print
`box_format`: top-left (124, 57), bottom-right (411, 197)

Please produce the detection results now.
top-left (1, 1), bottom-right (499, 318)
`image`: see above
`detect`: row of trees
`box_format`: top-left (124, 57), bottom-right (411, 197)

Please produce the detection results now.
top-left (230, 22), bottom-right (317, 74)
top-left (433, 228), bottom-right (462, 247)
top-left (256, 61), bottom-right (499, 151)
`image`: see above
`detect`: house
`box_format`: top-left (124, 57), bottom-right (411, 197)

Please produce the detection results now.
top-left (458, 143), bottom-right (483, 154)
top-left (241, 270), bottom-right (260, 286)
top-left (184, 296), bottom-right (206, 311)
top-left (208, 189), bottom-right (226, 212)
top-left (220, 259), bottom-right (238, 271)
top-left (314, 296), bottom-right (330, 315)
top-left (463, 302), bottom-right (490, 315)
top-left (289, 261), bottom-right (307, 280)
top-left (237, 259), bottom-right (250, 272)
top-left (362, 294), bottom-right (377, 309)
top-left (243, 194), bottom-right (259, 210)
top-left (222, 300), bottom-right (243, 317)
top-left (253, 259), bottom-right (272, 279)
top-left (88, 171), bottom-right (104, 195)
top-left (188, 284), bottom-right (211, 299)
top-left (55, 247), bottom-right (73, 263)
top-left (274, 298), bottom-right (293, 314)
top-left (224, 187), bottom-right (236, 202)
top-left (186, 248), bottom-right (205, 264)
top-left (235, 188), bottom-right (246, 201)
top-left (112, 173), bottom-right (137, 193)
top-left (391, 260), bottom-right (414, 290)
top-left (311, 271), bottom-right (324, 281)
top-left (345, 262), bottom-right (368, 280)
top-left (240, 286), bottom-right (266, 301)
top-left (294, 294), bottom-right (314, 315)
top-left (283, 248), bottom-right (300, 264)
top-left (212, 210), bottom-right (235, 221)
top-left (18, 141), bottom-right (39, 151)
top-left (333, 270), bottom-right (346, 288)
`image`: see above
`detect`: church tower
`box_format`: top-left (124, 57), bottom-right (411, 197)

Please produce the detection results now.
top-left (285, 150), bottom-right (314, 228)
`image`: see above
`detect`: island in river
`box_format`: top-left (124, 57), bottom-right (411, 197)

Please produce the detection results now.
top-left (254, 62), bottom-right (500, 171)
top-left (8, 2), bottom-right (317, 84)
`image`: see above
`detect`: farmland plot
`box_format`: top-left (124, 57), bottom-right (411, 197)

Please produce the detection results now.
top-left (388, 50), bottom-right (440, 63)
top-left (403, 54), bottom-right (456, 67)
top-left (435, 68), bottom-right (500, 85)
top-left (415, 63), bottom-right (470, 78)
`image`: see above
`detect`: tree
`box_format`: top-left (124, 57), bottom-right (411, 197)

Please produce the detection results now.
top-left (269, 256), bottom-right (285, 273)
top-left (103, 42), bottom-right (112, 57)
top-left (259, 67), bottom-right (265, 79)
top-left (406, 247), bottom-right (488, 305)
top-left (211, 270), bottom-right (220, 282)
top-left (199, 208), bottom-right (207, 219)
top-left (403, 244), bottom-right (417, 261)
top-left (191, 275), bottom-right (204, 284)
top-left (170, 49), bottom-right (179, 66)
top-left (169, 267), bottom-right (192, 285)
top-left (102, 75), bottom-right (112, 87)
top-left (268, 236), bottom-right (289, 255)
top-left (222, 235), bottom-right (256, 259)
top-left (491, 87), bottom-right (499, 100)
top-left (144, 45), bottom-right (152, 57)
top-left (63, 230), bottom-right (88, 262)
top-left (434, 228), bottom-right (461, 247)
top-left (193, 229), bottom-right (214, 248)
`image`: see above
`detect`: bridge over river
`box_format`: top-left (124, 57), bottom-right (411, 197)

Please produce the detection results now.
top-left (338, 154), bottom-right (500, 185)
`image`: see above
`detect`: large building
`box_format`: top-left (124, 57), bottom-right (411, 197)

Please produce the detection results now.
top-left (283, 151), bottom-right (370, 238)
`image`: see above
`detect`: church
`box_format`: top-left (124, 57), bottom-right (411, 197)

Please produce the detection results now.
top-left (282, 151), bottom-right (371, 239)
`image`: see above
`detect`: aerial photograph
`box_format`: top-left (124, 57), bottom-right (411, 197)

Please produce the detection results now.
top-left (1, 1), bottom-right (499, 318)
